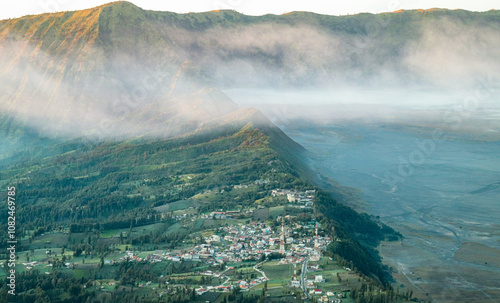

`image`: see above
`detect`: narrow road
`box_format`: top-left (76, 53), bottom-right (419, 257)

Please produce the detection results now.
top-left (301, 257), bottom-right (310, 299)
top-left (218, 276), bottom-right (231, 286)
top-left (253, 260), bottom-right (268, 281)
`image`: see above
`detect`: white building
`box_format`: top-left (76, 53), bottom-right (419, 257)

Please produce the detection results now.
top-left (315, 275), bottom-right (324, 283)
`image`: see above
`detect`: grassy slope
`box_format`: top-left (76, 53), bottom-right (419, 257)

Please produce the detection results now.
top-left (0, 2), bottom-right (454, 291)
top-left (0, 118), bottom-right (301, 228)
top-left (0, 110), bottom-right (399, 285)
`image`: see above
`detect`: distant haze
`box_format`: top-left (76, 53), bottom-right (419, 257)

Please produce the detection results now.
top-left (0, 3), bottom-right (499, 139)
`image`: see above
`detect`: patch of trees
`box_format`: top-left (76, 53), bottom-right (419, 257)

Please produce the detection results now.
top-left (0, 270), bottom-right (96, 303)
top-left (315, 190), bottom-right (401, 283)
top-left (315, 191), bottom-right (401, 247)
top-left (350, 282), bottom-right (419, 303)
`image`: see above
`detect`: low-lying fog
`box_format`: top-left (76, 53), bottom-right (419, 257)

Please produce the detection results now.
top-left (226, 86), bottom-right (500, 137)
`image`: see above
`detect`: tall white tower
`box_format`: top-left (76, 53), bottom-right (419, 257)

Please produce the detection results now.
top-left (293, 263), bottom-right (297, 281)
top-left (291, 262), bottom-right (300, 287)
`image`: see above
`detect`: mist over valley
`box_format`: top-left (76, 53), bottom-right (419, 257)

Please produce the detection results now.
top-left (1, 2), bottom-right (500, 302)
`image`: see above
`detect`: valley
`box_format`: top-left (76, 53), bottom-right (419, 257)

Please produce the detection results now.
top-left (226, 87), bottom-right (500, 302)
top-left (1, 2), bottom-right (500, 302)
top-left (283, 122), bottom-right (500, 302)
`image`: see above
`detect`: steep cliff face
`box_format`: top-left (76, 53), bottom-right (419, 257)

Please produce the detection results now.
top-left (3, 2), bottom-right (500, 103)
top-left (0, 4), bottom-right (436, 291)
top-left (0, 2), bottom-right (310, 160)
top-left (0, 2), bottom-right (241, 138)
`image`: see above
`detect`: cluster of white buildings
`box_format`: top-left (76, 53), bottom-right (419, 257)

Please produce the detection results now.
top-left (21, 261), bottom-right (40, 270)
top-left (113, 215), bottom-right (338, 299)
top-left (116, 220), bottom-right (331, 274)
top-left (119, 217), bottom-right (331, 266)
top-left (272, 189), bottom-right (315, 208)
top-left (317, 292), bottom-right (345, 303)
top-left (214, 220), bottom-right (330, 261)
top-left (195, 274), bottom-right (268, 295)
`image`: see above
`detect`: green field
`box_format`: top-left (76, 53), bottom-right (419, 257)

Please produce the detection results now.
top-left (262, 261), bottom-right (293, 287)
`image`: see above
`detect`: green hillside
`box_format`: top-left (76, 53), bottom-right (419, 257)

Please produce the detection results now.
top-left (0, 110), bottom-right (403, 302)
top-left (0, 3), bottom-right (459, 302)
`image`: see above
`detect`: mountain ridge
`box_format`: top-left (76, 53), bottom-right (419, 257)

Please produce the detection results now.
top-left (2, 1), bottom-right (500, 91)
top-left (0, 4), bottom-right (411, 301)
top-left (2, 1), bottom-right (499, 156)
top-left (2, 1), bottom-right (498, 22)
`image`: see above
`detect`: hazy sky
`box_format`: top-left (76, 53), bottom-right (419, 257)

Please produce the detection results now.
top-left (1, 0), bottom-right (499, 20)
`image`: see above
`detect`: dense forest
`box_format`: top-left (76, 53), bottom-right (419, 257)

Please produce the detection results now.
top-left (0, 115), bottom-right (403, 302)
